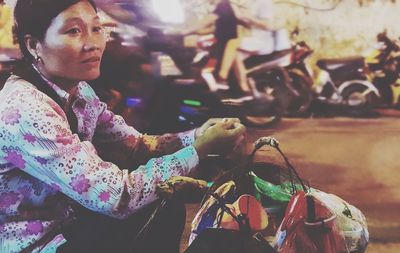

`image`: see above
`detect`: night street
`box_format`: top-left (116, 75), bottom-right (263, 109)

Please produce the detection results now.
top-left (182, 114), bottom-right (400, 252)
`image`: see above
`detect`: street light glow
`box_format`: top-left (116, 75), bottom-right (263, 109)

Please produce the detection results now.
top-left (151, 0), bottom-right (185, 24)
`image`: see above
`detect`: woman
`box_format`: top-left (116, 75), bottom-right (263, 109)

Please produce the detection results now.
top-left (0, 0), bottom-right (246, 252)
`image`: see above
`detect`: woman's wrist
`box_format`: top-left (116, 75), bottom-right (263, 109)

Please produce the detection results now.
top-left (193, 140), bottom-right (206, 159)
top-left (194, 128), bottom-right (200, 139)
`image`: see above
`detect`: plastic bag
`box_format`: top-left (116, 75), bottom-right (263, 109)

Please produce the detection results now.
top-left (189, 183), bottom-right (270, 245)
top-left (250, 171), bottom-right (304, 203)
top-left (274, 190), bottom-right (369, 253)
top-left (310, 190), bottom-right (369, 252)
top-left (273, 191), bottom-right (349, 253)
top-left (189, 181), bottom-right (236, 245)
top-left (189, 136), bottom-right (308, 246)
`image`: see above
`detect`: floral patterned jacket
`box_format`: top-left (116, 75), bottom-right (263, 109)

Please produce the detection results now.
top-left (0, 75), bottom-right (199, 252)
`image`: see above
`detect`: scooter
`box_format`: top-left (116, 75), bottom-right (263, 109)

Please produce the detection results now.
top-left (241, 29), bottom-right (314, 116)
top-left (284, 30), bottom-right (315, 115)
top-left (314, 51), bottom-right (380, 116)
top-left (157, 29), bottom-right (315, 128)
top-left (95, 2), bottom-right (306, 133)
top-left (95, 23), bottom-right (287, 133)
top-left (366, 31), bottom-right (400, 109)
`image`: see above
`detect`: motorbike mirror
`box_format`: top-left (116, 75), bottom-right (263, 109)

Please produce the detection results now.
top-left (377, 30), bottom-right (388, 41)
top-left (298, 41), bottom-right (308, 48)
top-left (291, 27), bottom-right (300, 37)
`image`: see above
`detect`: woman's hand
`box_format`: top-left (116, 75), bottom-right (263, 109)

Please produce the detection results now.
top-left (195, 118), bottom-right (240, 138)
top-left (194, 119), bottom-right (246, 159)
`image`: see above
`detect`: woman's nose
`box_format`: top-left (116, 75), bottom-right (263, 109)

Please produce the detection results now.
top-left (83, 35), bottom-right (101, 52)
top-left (83, 40), bottom-right (99, 51)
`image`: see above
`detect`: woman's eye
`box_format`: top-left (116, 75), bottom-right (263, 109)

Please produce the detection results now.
top-left (66, 28), bottom-right (81, 34)
top-left (93, 26), bottom-right (104, 33)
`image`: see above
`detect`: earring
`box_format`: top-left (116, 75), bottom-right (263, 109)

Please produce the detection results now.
top-left (35, 54), bottom-right (42, 63)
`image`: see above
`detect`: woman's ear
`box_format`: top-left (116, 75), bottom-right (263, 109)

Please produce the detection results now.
top-left (24, 35), bottom-right (40, 59)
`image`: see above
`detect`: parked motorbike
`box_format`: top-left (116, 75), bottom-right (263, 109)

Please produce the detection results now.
top-left (366, 31), bottom-right (400, 109)
top-left (242, 29), bottom-right (314, 116)
top-left (314, 51), bottom-right (380, 116)
top-left (285, 31), bottom-right (315, 115)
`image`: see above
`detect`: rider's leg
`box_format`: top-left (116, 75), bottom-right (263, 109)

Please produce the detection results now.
top-left (217, 38), bottom-right (241, 81)
top-left (233, 52), bottom-right (251, 93)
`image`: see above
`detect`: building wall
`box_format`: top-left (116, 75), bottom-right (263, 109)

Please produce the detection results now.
top-left (272, 0), bottom-right (400, 58)
top-left (185, 0), bottom-right (400, 60)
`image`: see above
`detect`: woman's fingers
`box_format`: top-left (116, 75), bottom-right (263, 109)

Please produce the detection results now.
top-left (221, 118), bottom-right (240, 126)
top-left (222, 117), bottom-right (240, 122)
top-left (214, 118), bottom-right (240, 130)
top-left (207, 121), bottom-right (246, 139)
top-left (207, 117), bottom-right (240, 127)
top-left (228, 122), bottom-right (246, 135)
top-left (195, 119), bottom-right (246, 158)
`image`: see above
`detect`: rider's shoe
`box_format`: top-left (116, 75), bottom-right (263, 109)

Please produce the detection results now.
top-left (214, 75), bottom-right (230, 90)
top-left (201, 72), bottom-right (230, 91)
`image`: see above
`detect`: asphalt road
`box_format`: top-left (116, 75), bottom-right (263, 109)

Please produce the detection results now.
top-left (180, 115), bottom-right (400, 253)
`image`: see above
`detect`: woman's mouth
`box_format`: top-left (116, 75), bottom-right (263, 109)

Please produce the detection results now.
top-left (81, 56), bottom-right (101, 64)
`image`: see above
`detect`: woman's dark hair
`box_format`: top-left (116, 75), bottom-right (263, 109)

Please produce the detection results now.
top-left (14, 0), bottom-right (97, 63)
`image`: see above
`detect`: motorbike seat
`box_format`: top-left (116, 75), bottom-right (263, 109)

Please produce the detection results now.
top-left (244, 49), bottom-right (292, 70)
top-left (317, 57), bottom-right (365, 71)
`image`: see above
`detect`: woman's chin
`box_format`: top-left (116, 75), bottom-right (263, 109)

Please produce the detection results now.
top-left (82, 71), bottom-right (101, 81)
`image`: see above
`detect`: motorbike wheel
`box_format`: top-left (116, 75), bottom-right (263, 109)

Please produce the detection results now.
top-left (242, 114), bottom-right (281, 128)
top-left (241, 83), bottom-right (290, 128)
top-left (287, 72), bottom-right (314, 116)
top-left (341, 83), bottom-right (378, 116)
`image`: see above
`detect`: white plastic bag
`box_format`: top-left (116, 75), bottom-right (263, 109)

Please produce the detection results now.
top-left (310, 190), bottom-right (369, 252)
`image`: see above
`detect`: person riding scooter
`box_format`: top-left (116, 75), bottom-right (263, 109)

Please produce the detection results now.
top-left (179, 0), bottom-right (242, 92)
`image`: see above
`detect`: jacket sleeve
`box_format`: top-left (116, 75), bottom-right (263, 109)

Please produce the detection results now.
top-left (93, 105), bottom-right (197, 168)
top-left (5, 88), bottom-right (199, 219)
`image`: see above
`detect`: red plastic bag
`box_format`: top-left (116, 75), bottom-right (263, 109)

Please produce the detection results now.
top-left (274, 191), bottom-right (349, 253)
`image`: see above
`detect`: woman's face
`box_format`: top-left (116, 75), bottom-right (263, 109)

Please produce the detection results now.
top-left (37, 1), bottom-right (106, 83)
